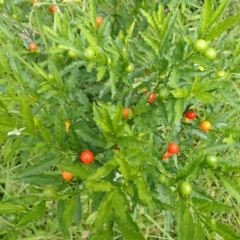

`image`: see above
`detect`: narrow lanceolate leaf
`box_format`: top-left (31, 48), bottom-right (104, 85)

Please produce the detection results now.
top-left (174, 98), bottom-right (185, 124)
top-left (54, 107), bottom-right (65, 148)
top-left (140, 9), bottom-right (158, 30)
top-left (0, 203), bottom-right (25, 213)
top-left (194, 220), bottom-right (206, 240)
top-left (17, 174), bottom-right (63, 185)
top-left (85, 180), bottom-right (115, 192)
top-left (201, 214), bottom-right (239, 240)
top-left (140, 32), bottom-right (159, 54)
top-left (57, 200), bottom-right (68, 236)
top-left (113, 190), bottom-right (145, 240)
top-left (218, 89), bottom-right (240, 110)
top-left (87, 160), bottom-right (117, 181)
top-left (63, 198), bottom-right (76, 230)
top-left (114, 151), bottom-right (134, 177)
top-left (16, 156), bottom-right (61, 178)
top-left (180, 207), bottom-right (195, 240)
top-left (136, 176), bottom-right (153, 213)
top-left (216, 174), bottom-right (240, 203)
top-left (200, 0), bottom-right (212, 35)
top-left (17, 202), bottom-right (46, 227)
top-left (205, 14), bottom-right (240, 40)
top-left (116, 136), bottom-right (149, 148)
top-left (192, 197), bottom-right (234, 213)
top-left (67, 128), bottom-right (82, 152)
top-left (97, 66), bottom-right (107, 81)
top-left (77, 24), bottom-right (97, 50)
top-left (19, 95), bottom-right (35, 130)
top-left (176, 198), bottom-right (187, 240)
top-left (176, 155), bottom-right (204, 181)
top-left (232, 39), bottom-right (240, 62)
top-left (112, 103), bottom-right (124, 133)
top-left (94, 191), bottom-right (113, 229)
top-left (209, 0), bottom-right (230, 27)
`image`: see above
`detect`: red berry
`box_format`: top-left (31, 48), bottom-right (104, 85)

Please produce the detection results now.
top-left (167, 142), bottom-right (179, 154)
top-left (49, 5), bottom-right (57, 13)
top-left (185, 110), bottom-right (197, 120)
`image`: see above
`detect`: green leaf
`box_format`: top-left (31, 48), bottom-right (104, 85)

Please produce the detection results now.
top-left (140, 32), bottom-right (159, 54)
top-left (136, 176), bottom-right (153, 212)
top-left (77, 24), bottom-right (97, 51)
top-left (87, 160), bottom-right (117, 181)
top-left (176, 155), bottom-right (204, 181)
top-left (168, 66), bottom-right (179, 88)
top-left (58, 164), bottom-right (91, 179)
top-left (113, 190), bottom-right (145, 240)
top-left (216, 174), bottom-right (240, 203)
top-left (19, 95), bottom-right (35, 130)
top-left (114, 151), bottom-right (134, 177)
top-left (112, 103), bottom-right (124, 133)
top-left (17, 202), bottom-right (46, 227)
top-left (200, 0), bottom-right (212, 35)
top-left (16, 157), bottom-right (61, 178)
top-left (63, 197), bottom-right (76, 230)
top-left (57, 200), bottom-right (68, 236)
top-left (174, 98), bottom-right (185, 124)
top-left (94, 191), bottom-right (113, 229)
top-left (201, 214), bottom-right (239, 240)
top-left (85, 180), bottom-right (115, 191)
top-left (176, 198), bottom-right (186, 240)
top-left (140, 9), bottom-right (158, 30)
top-left (180, 207), bottom-right (194, 240)
top-left (54, 107), bottom-right (65, 148)
top-left (171, 87), bottom-right (189, 98)
top-left (205, 14), bottom-right (240, 40)
top-left (152, 198), bottom-right (175, 211)
top-left (218, 89), bottom-right (240, 110)
top-left (67, 128), bottom-right (82, 152)
top-left (17, 174), bottom-right (63, 186)
top-left (0, 203), bottom-right (26, 214)
top-left (116, 136), bottom-right (149, 148)
top-left (209, 0), bottom-right (230, 27)
top-left (192, 197), bottom-right (234, 213)
top-left (194, 220), bottom-right (206, 240)
top-left (97, 65), bottom-right (107, 81)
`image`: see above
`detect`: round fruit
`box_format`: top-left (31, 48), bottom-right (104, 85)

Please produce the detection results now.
top-left (80, 150), bottom-right (94, 164)
top-left (148, 92), bottom-right (156, 103)
top-left (177, 181), bottom-right (192, 196)
top-left (43, 186), bottom-right (57, 195)
top-left (62, 170), bottom-right (73, 181)
top-left (49, 5), bottom-right (57, 13)
top-left (115, 145), bottom-right (120, 151)
top-left (167, 142), bottom-right (179, 154)
top-left (204, 48), bottom-right (217, 60)
top-left (193, 39), bottom-right (208, 52)
top-left (6, 213), bottom-right (18, 224)
top-left (48, 73), bottom-right (54, 81)
top-left (185, 110), bottom-right (197, 120)
top-left (145, 69), bottom-right (151, 75)
top-left (158, 174), bottom-right (166, 184)
top-left (123, 107), bottom-right (132, 118)
top-left (96, 16), bottom-right (103, 26)
top-left (182, 116), bottom-right (190, 123)
top-left (158, 88), bottom-right (169, 100)
top-left (204, 154), bottom-right (218, 167)
top-left (200, 120), bottom-right (211, 131)
top-left (197, 65), bottom-right (205, 71)
top-left (68, 50), bottom-right (77, 58)
top-left (117, 177), bottom-right (126, 185)
top-left (216, 70), bottom-right (226, 77)
top-left (84, 47), bottom-right (95, 60)
top-left (125, 63), bottom-right (134, 73)
top-left (162, 151), bottom-right (171, 160)
top-left (29, 43), bottom-right (37, 51)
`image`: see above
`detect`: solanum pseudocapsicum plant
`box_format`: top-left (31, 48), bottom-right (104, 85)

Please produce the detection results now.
top-left (0, 0), bottom-right (240, 239)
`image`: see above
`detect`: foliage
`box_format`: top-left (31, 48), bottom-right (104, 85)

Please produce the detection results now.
top-left (0, 0), bottom-right (240, 239)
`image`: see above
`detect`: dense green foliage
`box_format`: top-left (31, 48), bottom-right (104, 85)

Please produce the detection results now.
top-left (0, 0), bottom-right (240, 239)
